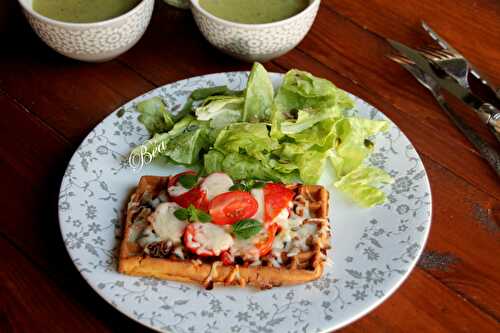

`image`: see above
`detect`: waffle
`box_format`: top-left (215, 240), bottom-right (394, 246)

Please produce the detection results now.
top-left (118, 176), bottom-right (331, 289)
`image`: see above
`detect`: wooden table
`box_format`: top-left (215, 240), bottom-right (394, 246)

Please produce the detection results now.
top-left (1, 1), bottom-right (499, 332)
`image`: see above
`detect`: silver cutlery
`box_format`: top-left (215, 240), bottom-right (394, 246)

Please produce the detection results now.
top-left (387, 54), bottom-right (500, 177)
top-left (421, 21), bottom-right (500, 100)
top-left (387, 39), bottom-right (500, 138)
top-left (417, 45), bottom-right (470, 90)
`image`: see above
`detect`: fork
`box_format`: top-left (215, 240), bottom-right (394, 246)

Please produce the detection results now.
top-left (418, 46), bottom-right (500, 142)
top-left (418, 46), bottom-right (470, 89)
top-left (387, 54), bottom-right (500, 177)
top-left (421, 21), bottom-right (500, 100)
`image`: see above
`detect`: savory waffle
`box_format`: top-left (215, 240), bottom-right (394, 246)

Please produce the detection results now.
top-left (119, 176), bottom-right (331, 289)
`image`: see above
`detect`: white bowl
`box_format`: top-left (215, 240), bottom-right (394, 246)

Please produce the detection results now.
top-left (17, 0), bottom-right (154, 62)
top-left (190, 0), bottom-right (320, 62)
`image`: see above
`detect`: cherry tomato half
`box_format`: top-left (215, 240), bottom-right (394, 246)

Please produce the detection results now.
top-left (167, 171), bottom-right (209, 211)
top-left (209, 191), bottom-right (258, 225)
top-left (220, 251), bottom-right (234, 266)
top-left (263, 183), bottom-right (294, 223)
top-left (255, 223), bottom-right (279, 257)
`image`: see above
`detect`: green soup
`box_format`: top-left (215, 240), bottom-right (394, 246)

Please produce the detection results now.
top-left (32, 0), bottom-right (142, 23)
top-left (199, 0), bottom-right (310, 24)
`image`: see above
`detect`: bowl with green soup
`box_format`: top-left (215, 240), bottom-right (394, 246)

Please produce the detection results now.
top-left (17, 0), bottom-right (154, 62)
top-left (190, 0), bottom-right (320, 62)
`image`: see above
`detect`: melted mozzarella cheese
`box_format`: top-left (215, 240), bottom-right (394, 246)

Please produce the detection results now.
top-left (148, 202), bottom-right (187, 245)
top-left (168, 183), bottom-right (190, 197)
top-left (230, 237), bottom-right (260, 262)
top-left (173, 246), bottom-right (185, 259)
top-left (270, 212), bottom-right (320, 263)
top-left (200, 173), bottom-right (234, 200)
top-left (137, 225), bottom-right (160, 248)
top-left (272, 208), bottom-right (289, 228)
top-left (187, 222), bottom-right (233, 256)
top-left (291, 223), bottom-right (318, 251)
top-left (128, 220), bottom-right (147, 243)
top-left (251, 188), bottom-right (265, 221)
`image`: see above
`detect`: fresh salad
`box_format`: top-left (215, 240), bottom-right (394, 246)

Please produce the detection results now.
top-left (128, 63), bottom-right (393, 207)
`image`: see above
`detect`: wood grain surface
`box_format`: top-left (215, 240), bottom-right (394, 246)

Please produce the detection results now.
top-left (1, 0), bottom-right (499, 332)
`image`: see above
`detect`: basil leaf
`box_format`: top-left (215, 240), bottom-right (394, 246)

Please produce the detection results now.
top-left (187, 204), bottom-right (198, 220)
top-left (197, 211), bottom-right (212, 223)
top-left (174, 208), bottom-right (190, 221)
top-left (179, 174), bottom-right (198, 189)
top-left (249, 181), bottom-right (265, 189)
top-left (232, 219), bottom-right (263, 240)
top-left (229, 183), bottom-right (247, 192)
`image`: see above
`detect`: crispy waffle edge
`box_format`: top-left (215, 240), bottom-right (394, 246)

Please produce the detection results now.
top-left (118, 176), bottom-right (331, 290)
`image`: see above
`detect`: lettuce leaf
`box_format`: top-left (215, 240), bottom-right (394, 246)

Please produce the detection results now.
top-left (276, 69), bottom-right (354, 112)
top-left (271, 69), bottom-right (354, 139)
top-left (204, 151), bottom-right (295, 183)
top-left (131, 64), bottom-right (394, 207)
top-left (214, 123), bottom-right (279, 161)
top-left (243, 63), bottom-right (274, 122)
top-left (280, 107), bottom-right (338, 134)
top-left (280, 143), bottom-right (328, 184)
top-left (334, 166), bottom-right (394, 207)
top-left (136, 97), bottom-right (174, 135)
top-left (130, 115), bottom-right (213, 165)
top-left (177, 86), bottom-right (243, 121)
top-left (195, 95), bottom-right (243, 129)
top-left (331, 118), bottom-right (389, 177)
top-left (203, 150), bottom-right (225, 174)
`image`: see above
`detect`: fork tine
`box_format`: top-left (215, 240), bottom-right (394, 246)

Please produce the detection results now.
top-left (418, 47), bottom-right (446, 59)
top-left (386, 54), bottom-right (414, 65)
top-left (435, 48), bottom-right (456, 57)
top-left (419, 46), bottom-right (454, 59)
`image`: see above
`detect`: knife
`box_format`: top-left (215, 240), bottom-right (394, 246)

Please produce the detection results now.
top-left (421, 21), bottom-right (500, 100)
top-left (387, 39), bottom-right (500, 135)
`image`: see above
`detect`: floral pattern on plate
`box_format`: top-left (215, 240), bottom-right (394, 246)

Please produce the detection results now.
top-left (59, 72), bottom-right (432, 332)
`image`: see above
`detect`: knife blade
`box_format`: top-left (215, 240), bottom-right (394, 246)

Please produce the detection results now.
top-left (387, 39), bottom-right (500, 132)
top-left (421, 21), bottom-right (500, 100)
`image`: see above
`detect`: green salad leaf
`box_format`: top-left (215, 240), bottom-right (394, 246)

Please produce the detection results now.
top-left (214, 123), bottom-right (279, 161)
top-left (334, 166), bottom-right (394, 207)
top-left (131, 115), bottom-right (213, 165)
top-left (243, 62), bottom-right (274, 122)
top-left (276, 69), bottom-right (354, 112)
top-left (278, 143), bottom-right (327, 184)
top-left (130, 63), bottom-right (394, 207)
top-left (177, 85), bottom-right (242, 121)
top-left (195, 95), bottom-right (243, 129)
top-left (136, 97), bottom-right (174, 135)
top-left (330, 117), bottom-right (389, 177)
top-left (222, 153), bottom-right (295, 183)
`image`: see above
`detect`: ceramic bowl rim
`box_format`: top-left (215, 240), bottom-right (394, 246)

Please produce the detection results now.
top-left (190, 0), bottom-right (321, 30)
top-left (17, 0), bottom-right (151, 28)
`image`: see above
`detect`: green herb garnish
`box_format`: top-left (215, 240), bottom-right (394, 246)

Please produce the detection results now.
top-left (229, 183), bottom-right (247, 192)
top-left (174, 204), bottom-right (211, 223)
top-left (229, 180), bottom-right (266, 192)
top-left (178, 174), bottom-right (199, 189)
top-left (232, 219), bottom-right (262, 240)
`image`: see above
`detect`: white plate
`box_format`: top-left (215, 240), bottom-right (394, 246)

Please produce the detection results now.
top-left (59, 72), bottom-right (432, 332)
